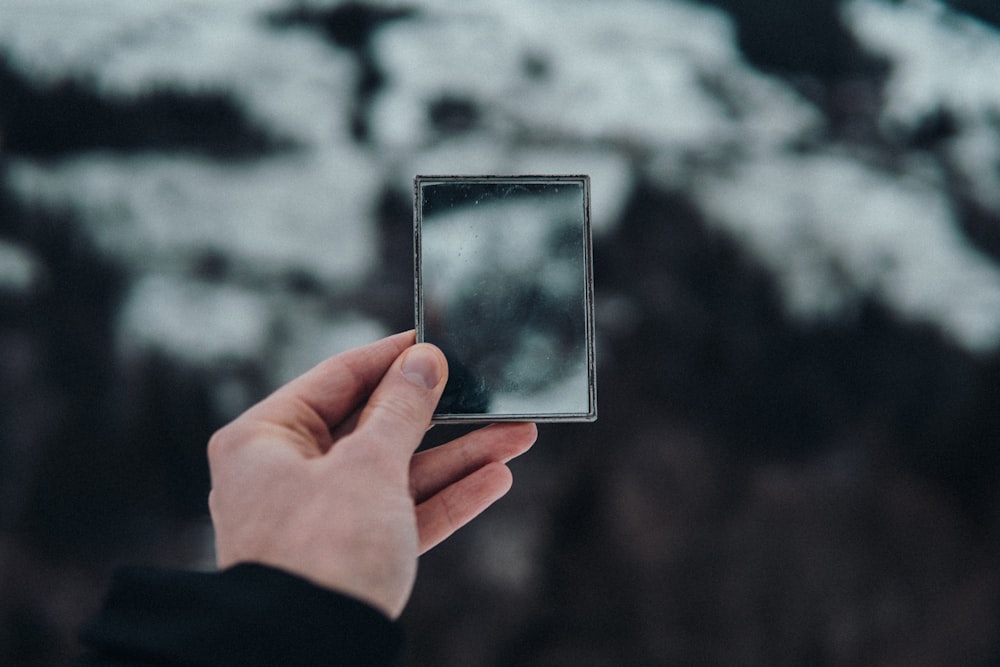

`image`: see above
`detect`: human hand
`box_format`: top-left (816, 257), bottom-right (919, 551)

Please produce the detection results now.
top-left (207, 331), bottom-right (536, 619)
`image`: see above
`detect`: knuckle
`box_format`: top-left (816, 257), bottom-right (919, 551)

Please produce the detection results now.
top-left (206, 424), bottom-right (241, 463)
top-left (368, 390), bottom-right (430, 428)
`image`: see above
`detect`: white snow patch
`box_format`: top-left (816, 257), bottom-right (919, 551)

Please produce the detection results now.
top-left (505, 148), bottom-right (632, 236)
top-left (117, 274), bottom-right (272, 365)
top-left (387, 137), bottom-right (514, 191)
top-left (693, 151), bottom-right (1000, 351)
top-left (0, 0), bottom-right (358, 146)
top-left (845, 0), bottom-right (1000, 129)
top-left (369, 0), bottom-right (808, 152)
top-left (5, 151), bottom-right (380, 287)
top-left (489, 357), bottom-right (591, 416)
top-left (271, 310), bottom-right (389, 386)
top-left (946, 122), bottom-right (1000, 213)
top-left (4, 0), bottom-right (1000, 362)
top-left (0, 241), bottom-right (44, 295)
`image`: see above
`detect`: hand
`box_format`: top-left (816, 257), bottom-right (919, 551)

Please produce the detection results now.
top-left (206, 331), bottom-right (536, 619)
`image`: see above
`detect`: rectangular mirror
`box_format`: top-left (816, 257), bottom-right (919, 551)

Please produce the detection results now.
top-left (415, 175), bottom-right (596, 423)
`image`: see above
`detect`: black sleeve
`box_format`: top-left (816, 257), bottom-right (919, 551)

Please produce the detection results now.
top-left (73, 563), bottom-right (404, 667)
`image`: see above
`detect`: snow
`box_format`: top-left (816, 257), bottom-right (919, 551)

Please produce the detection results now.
top-left (116, 272), bottom-right (389, 377)
top-left (6, 151), bottom-right (380, 286)
top-left (270, 310), bottom-right (390, 385)
top-left (845, 0), bottom-right (1000, 129)
top-left (369, 0), bottom-right (807, 151)
top-left (117, 274), bottom-right (273, 365)
top-left (421, 190), bottom-right (584, 304)
top-left (489, 358), bottom-right (591, 415)
top-left (845, 0), bottom-right (1000, 215)
top-left (692, 151), bottom-right (1000, 349)
top-left (3, 0), bottom-right (1000, 366)
top-left (0, 241), bottom-right (43, 295)
top-left (947, 121), bottom-right (1000, 213)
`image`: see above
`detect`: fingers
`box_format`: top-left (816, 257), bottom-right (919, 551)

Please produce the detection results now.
top-left (410, 422), bottom-right (537, 503)
top-left (233, 332), bottom-right (415, 453)
top-left (411, 423), bottom-right (536, 553)
top-left (416, 461), bottom-right (514, 554)
top-left (267, 331), bottom-right (416, 426)
top-left (346, 343), bottom-right (448, 469)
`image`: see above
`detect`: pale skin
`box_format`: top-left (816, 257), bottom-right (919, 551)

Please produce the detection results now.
top-left (207, 331), bottom-right (537, 619)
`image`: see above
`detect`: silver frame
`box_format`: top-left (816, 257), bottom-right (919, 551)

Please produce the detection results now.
top-left (414, 174), bottom-right (597, 423)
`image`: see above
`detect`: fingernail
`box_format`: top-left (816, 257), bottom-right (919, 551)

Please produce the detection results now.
top-left (401, 346), bottom-right (441, 389)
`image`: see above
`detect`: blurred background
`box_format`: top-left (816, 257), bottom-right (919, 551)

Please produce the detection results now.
top-left (2, 0), bottom-right (1000, 664)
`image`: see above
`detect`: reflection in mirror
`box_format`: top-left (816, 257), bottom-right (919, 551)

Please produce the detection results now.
top-left (415, 175), bottom-right (596, 422)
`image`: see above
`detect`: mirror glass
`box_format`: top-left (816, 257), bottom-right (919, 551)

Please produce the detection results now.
top-left (415, 175), bottom-right (596, 422)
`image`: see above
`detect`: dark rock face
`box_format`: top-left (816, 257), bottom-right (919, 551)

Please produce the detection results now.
top-left (0, 55), bottom-right (287, 159)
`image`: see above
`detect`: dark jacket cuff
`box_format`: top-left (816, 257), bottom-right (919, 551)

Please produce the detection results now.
top-left (76, 563), bottom-right (403, 667)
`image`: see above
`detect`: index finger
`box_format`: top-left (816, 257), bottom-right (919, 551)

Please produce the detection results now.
top-left (344, 343), bottom-right (448, 471)
top-left (250, 331), bottom-right (415, 432)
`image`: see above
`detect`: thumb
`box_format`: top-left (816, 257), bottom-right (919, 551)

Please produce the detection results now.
top-left (350, 343), bottom-right (448, 464)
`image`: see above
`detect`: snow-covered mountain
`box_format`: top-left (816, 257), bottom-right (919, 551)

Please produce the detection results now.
top-left (3, 0), bottom-right (1000, 369)
top-left (3, 1), bottom-right (1000, 665)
